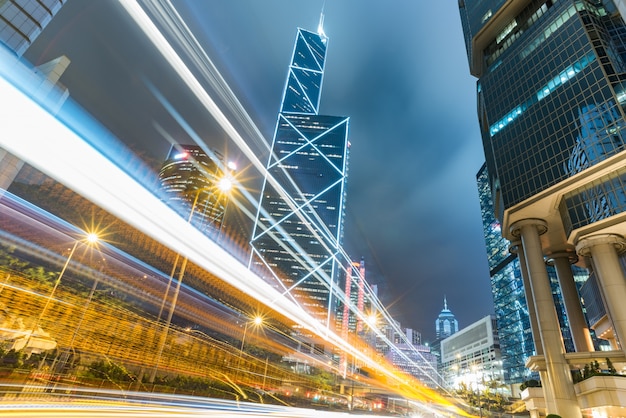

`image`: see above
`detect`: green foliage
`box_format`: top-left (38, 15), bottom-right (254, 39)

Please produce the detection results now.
top-left (519, 379), bottom-right (541, 391)
top-left (575, 358), bottom-right (623, 382)
top-left (84, 360), bottom-right (136, 382)
top-left (308, 368), bottom-right (334, 392)
top-left (546, 415), bottom-right (562, 418)
top-left (607, 357), bottom-right (617, 375)
top-left (0, 349), bottom-right (24, 369)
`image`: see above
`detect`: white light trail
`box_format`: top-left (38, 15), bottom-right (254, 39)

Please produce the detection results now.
top-left (0, 3), bottom-right (466, 407)
top-left (118, 0), bottom-right (349, 308)
top-left (0, 47), bottom-right (394, 392)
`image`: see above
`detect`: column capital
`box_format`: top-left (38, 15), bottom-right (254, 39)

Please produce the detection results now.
top-left (509, 239), bottom-right (521, 255)
top-left (545, 247), bottom-right (579, 266)
top-left (510, 218), bottom-right (548, 238)
top-left (576, 234), bottom-right (626, 257)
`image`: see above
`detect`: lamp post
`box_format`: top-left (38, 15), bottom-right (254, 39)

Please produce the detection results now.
top-left (23, 232), bottom-right (98, 355)
top-left (240, 316), bottom-right (263, 354)
top-left (236, 316), bottom-right (262, 382)
top-left (52, 248), bottom-right (105, 377)
top-left (149, 176), bottom-right (233, 383)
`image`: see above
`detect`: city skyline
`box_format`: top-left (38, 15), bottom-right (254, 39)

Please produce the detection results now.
top-left (21, 1), bottom-right (492, 340)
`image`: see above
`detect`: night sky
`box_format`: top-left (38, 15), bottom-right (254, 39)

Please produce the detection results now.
top-left (25, 1), bottom-right (494, 341)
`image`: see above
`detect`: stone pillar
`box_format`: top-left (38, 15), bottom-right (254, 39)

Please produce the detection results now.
top-left (510, 240), bottom-right (543, 355)
top-left (511, 219), bottom-right (581, 418)
top-left (510, 240), bottom-right (556, 415)
top-left (576, 234), bottom-right (626, 353)
top-left (546, 250), bottom-right (594, 352)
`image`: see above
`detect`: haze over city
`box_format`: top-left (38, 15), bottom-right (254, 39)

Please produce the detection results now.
top-left (24, 1), bottom-right (494, 340)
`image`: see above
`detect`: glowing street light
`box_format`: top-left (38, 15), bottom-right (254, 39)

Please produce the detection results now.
top-left (22, 232), bottom-right (99, 354)
top-left (240, 315), bottom-right (264, 354)
top-left (236, 315), bottom-right (263, 381)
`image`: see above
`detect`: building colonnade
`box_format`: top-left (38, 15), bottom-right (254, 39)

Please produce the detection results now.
top-left (508, 217), bottom-right (626, 417)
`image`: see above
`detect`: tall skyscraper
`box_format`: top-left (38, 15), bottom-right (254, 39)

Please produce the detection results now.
top-left (460, 1), bottom-right (626, 416)
top-left (339, 258), bottom-right (367, 337)
top-left (0, 0), bottom-right (69, 192)
top-left (158, 145), bottom-right (230, 236)
top-left (249, 23), bottom-right (349, 327)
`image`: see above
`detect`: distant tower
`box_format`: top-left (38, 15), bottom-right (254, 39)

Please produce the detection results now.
top-left (435, 296), bottom-right (458, 339)
top-left (249, 19), bottom-right (349, 327)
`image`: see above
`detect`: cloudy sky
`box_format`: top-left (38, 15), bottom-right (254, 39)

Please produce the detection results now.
top-left (26, 0), bottom-right (493, 341)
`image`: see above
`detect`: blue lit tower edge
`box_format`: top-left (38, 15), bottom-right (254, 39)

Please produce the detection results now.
top-left (249, 20), bottom-right (349, 330)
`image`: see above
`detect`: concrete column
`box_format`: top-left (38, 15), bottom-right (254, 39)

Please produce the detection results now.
top-left (511, 241), bottom-right (556, 416)
top-left (511, 219), bottom-right (581, 418)
top-left (546, 250), bottom-right (594, 352)
top-left (509, 240), bottom-right (543, 355)
top-left (576, 234), bottom-right (626, 353)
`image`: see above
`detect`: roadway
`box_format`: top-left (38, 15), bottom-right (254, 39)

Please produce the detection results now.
top-left (0, 387), bottom-right (407, 417)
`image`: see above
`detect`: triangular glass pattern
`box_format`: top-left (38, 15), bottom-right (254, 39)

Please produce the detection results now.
top-left (299, 29), bottom-right (326, 70)
top-left (293, 34), bottom-right (321, 72)
top-left (282, 72), bottom-right (316, 114)
top-left (292, 67), bottom-right (322, 109)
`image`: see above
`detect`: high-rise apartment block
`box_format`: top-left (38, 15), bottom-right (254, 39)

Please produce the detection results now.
top-left (250, 24), bottom-right (349, 326)
top-left (460, 0), bottom-right (626, 416)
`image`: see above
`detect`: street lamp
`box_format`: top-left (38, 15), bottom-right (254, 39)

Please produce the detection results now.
top-left (149, 174), bottom-right (234, 383)
top-left (240, 315), bottom-right (263, 354)
top-left (236, 315), bottom-right (263, 381)
top-left (52, 253), bottom-right (107, 376)
top-left (22, 232), bottom-right (99, 354)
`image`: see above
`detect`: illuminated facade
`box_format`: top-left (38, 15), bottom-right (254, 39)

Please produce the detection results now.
top-left (158, 145), bottom-right (229, 235)
top-left (250, 25), bottom-right (349, 326)
top-left (460, 0), bottom-right (626, 415)
top-left (440, 316), bottom-right (504, 392)
top-left (385, 343), bottom-right (439, 389)
top-left (339, 258), bottom-right (367, 336)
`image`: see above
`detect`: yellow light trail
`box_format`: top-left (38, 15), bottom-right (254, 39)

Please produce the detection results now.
top-left (0, 15), bottom-right (471, 416)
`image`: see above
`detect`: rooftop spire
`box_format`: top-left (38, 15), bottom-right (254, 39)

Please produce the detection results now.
top-left (444, 295), bottom-right (448, 310)
top-left (317, 1), bottom-right (326, 38)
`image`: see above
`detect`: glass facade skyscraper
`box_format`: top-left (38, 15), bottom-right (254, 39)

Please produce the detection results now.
top-left (0, 0), bottom-right (69, 192)
top-left (0, 0), bottom-right (66, 57)
top-left (461, 0), bottom-right (626, 216)
top-left (250, 26), bottom-right (349, 326)
top-left (477, 163), bottom-right (589, 385)
top-left (158, 145), bottom-right (229, 236)
top-left (460, 0), bottom-right (626, 415)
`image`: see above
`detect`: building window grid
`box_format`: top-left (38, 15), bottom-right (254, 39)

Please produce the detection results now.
top-left (564, 168), bottom-right (626, 231)
top-left (485, 16), bottom-right (587, 124)
top-left (492, 63), bottom-right (624, 206)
